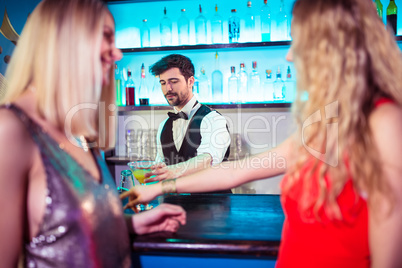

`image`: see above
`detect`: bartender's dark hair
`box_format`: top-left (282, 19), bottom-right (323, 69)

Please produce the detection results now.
top-left (150, 54), bottom-right (195, 81)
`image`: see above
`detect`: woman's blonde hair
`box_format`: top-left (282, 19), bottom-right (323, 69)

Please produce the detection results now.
top-left (1, 0), bottom-right (116, 149)
top-left (285, 0), bottom-right (402, 220)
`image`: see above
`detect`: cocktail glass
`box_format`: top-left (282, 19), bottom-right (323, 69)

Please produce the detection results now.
top-left (127, 160), bottom-right (156, 211)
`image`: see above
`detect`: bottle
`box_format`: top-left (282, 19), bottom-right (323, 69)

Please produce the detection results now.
top-left (160, 7), bottom-right (172, 46)
top-left (178, 9), bottom-right (190, 45)
top-left (285, 66), bottom-right (295, 102)
top-left (263, 69), bottom-right (274, 101)
top-left (273, 66), bottom-right (285, 101)
top-left (125, 68), bottom-right (135, 106)
top-left (228, 9), bottom-right (240, 43)
top-left (198, 67), bottom-right (210, 102)
top-left (121, 67), bottom-right (127, 105)
top-left (238, 63), bottom-right (248, 103)
top-left (386, 0), bottom-right (398, 35)
top-left (140, 19), bottom-right (150, 47)
top-left (115, 64), bottom-right (124, 106)
top-left (260, 0), bottom-right (272, 41)
top-left (244, 1), bottom-right (256, 42)
top-left (374, 0), bottom-right (383, 19)
top-left (273, 0), bottom-right (289, 41)
top-left (211, 4), bottom-right (223, 44)
top-left (211, 52), bottom-right (223, 103)
top-left (151, 75), bottom-right (162, 105)
top-left (228, 66), bottom-right (239, 103)
top-left (138, 63), bottom-right (149, 105)
top-left (249, 61), bottom-right (260, 102)
top-left (195, 4), bottom-right (207, 44)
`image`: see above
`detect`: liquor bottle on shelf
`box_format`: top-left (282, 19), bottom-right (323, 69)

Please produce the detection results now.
top-left (121, 67), bottom-right (127, 104)
top-left (260, 0), bottom-right (272, 41)
top-left (238, 63), bottom-right (248, 103)
top-left (273, 66), bottom-right (285, 101)
top-left (160, 7), bottom-right (172, 46)
top-left (140, 19), bottom-right (150, 48)
top-left (386, 0), bottom-right (398, 35)
top-left (263, 69), bottom-right (274, 101)
top-left (244, 1), bottom-right (256, 42)
top-left (151, 75), bottom-right (163, 105)
top-left (125, 68), bottom-right (135, 106)
top-left (211, 52), bottom-right (223, 103)
top-left (228, 66), bottom-right (239, 103)
top-left (138, 63), bottom-right (149, 105)
top-left (115, 64), bottom-right (124, 106)
top-left (198, 67), bottom-right (210, 102)
top-left (285, 66), bottom-right (295, 102)
top-left (178, 9), bottom-right (190, 45)
top-left (249, 61), bottom-right (261, 102)
top-left (211, 4), bottom-right (223, 44)
top-left (374, 0), bottom-right (383, 19)
top-left (195, 4), bottom-right (207, 44)
top-left (228, 9), bottom-right (240, 43)
top-left (273, 0), bottom-right (289, 41)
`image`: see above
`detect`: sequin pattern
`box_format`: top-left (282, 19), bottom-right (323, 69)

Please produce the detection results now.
top-left (5, 104), bottom-right (131, 268)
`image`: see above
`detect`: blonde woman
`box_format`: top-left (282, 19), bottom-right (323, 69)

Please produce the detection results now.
top-left (122, 0), bottom-right (402, 267)
top-left (0, 0), bottom-right (185, 267)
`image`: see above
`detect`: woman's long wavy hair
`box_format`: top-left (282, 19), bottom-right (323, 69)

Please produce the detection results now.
top-left (1, 0), bottom-right (117, 149)
top-left (284, 0), bottom-right (402, 220)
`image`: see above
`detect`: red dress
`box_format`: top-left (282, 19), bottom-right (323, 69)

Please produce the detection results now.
top-left (277, 172), bottom-right (369, 267)
top-left (276, 98), bottom-right (394, 267)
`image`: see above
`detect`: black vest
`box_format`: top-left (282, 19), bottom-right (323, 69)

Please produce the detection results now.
top-left (160, 104), bottom-right (232, 194)
top-left (161, 104), bottom-right (230, 165)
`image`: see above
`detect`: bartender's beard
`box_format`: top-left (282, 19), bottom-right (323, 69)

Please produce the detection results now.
top-left (165, 92), bottom-right (187, 107)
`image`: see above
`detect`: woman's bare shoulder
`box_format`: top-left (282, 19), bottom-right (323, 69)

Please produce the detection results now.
top-left (0, 108), bottom-right (33, 160)
top-left (369, 103), bottom-right (402, 174)
top-left (0, 108), bottom-right (28, 141)
top-left (369, 102), bottom-right (402, 136)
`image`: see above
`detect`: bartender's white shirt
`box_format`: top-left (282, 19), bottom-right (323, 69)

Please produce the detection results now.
top-left (155, 96), bottom-right (230, 166)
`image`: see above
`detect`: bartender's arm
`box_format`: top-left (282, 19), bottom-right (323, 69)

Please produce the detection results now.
top-left (147, 112), bottom-right (230, 182)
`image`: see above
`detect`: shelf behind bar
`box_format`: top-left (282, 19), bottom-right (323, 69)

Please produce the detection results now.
top-left (120, 36), bottom-right (401, 53)
top-left (120, 41), bottom-right (292, 53)
top-left (117, 102), bottom-right (292, 114)
top-left (107, 0), bottom-right (184, 3)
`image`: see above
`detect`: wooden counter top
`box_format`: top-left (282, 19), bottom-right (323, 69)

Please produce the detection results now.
top-left (131, 194), bottom-right (285, 257)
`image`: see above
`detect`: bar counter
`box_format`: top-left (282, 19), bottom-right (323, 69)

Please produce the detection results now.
top-left (129, 194), bottom-right (285, 268)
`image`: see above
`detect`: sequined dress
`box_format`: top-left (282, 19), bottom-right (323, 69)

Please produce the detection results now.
top-left (4, 104), bottom-right (131, 268)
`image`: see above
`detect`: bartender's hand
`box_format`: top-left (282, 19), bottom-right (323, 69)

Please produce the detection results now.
top-left (131, 203), bottom-right (186, 235)
top-left (145, 162), bottom-right (177, 182)
top-left (120, 183), bottom-right (160, 211)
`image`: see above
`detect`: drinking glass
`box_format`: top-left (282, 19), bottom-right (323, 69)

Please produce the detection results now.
top-left (118, 169), bottom-right (134, 193)
top-left (127, 160), bottom-right (156, 184)
top-left (127, 160), bottom-right (156, 211)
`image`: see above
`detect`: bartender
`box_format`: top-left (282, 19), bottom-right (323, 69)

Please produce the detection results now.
top-left (146, 54), bottom-right (231, 192)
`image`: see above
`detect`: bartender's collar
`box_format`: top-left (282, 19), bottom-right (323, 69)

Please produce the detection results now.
top-left (173, 96), bottom-right (198, 117)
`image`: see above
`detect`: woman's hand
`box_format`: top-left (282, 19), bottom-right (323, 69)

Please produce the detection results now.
top-left (120, 183), bottom-right (160, 212)
top-left (144, 162), bottom-right (177, 183)
top-left (131, 203), bottom-right (186, 235)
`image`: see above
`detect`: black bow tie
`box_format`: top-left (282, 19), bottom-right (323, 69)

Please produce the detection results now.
top-left (167, 111), bottom-right (188, 121)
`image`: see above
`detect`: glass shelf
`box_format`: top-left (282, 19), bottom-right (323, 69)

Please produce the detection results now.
top-left (107, 0), bottom-right (185, 3)
top-left (120, 41), bottom-right (292, 53)
top-left (117, 102), bottom-right (292, 114)
top-left (120, 36), bottom-right (400, 53)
